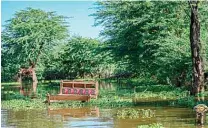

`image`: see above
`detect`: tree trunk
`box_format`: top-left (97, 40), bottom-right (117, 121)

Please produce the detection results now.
top-left (189, 1), bottom-right (204, 100)
top-left (18, 63), bottom-right (38, 97)
top-left (176, 71), bottom-right (186, 87)
top-left (32, 67), bottom-right (38, 94)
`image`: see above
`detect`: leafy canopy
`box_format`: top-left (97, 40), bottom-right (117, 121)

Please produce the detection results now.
top-left (2, 8), bottom-right (68, 68)
top-left (1, 8), bottom-right (68, 81)
top-left (92, 1), bottom-right (208, 84)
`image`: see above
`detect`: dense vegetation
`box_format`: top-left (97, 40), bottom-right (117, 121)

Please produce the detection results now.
top-left (2, 1), bottom-right (208, 84)
top-left (1, 8), bottom-right (68, 81)
top-left (2, 2), bottom-right (208, 128)
top-left (93, 1), bottom-right (208, 88)
top-left (1, 80), bottom-right (198, 110)
top-left (1, 1), bottom-right (208, 105)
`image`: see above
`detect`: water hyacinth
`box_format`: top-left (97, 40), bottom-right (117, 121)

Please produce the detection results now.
top-left (116, 108), bottom-right (155, 119)
top-left (1, 99), bottom-right (46, 110)
top-left (1, 82), bottom-right (200, 110)
top-left (138, 123), bottom-right (164, 128)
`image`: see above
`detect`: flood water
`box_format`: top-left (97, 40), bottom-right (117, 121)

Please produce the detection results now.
top-left (1, 81), bottom-right (206, 128)
top-left (1, 107), bottom-right (197, 128)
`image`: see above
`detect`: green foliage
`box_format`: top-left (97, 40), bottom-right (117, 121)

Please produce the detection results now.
top-left (61, 36), bottom-right (99, 78)
top-left (3, 2), bottom-right (208, 113)
top-left (1, 91), bottom-right (26, 100)
top-left (1, 80), bottom-right (202, 110)
top-left (93, 1), bottom-right (208, 85)
top-left (176, 97), bottom-right (195, 107)
top-left (1, 8), bottom-right (68, 81)
top-left (60, 36), bottom-right (114, 79)
top-left (41, 43), bottom-right (68, 80)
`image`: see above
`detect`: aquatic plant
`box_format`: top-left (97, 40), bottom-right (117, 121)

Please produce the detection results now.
top-left (133, 88), bottom-right (189, 101)
top-left (1, 99), bottom-right (46, 110)
top-left (89, 97), bottom-right (133, 108)
top-left (116, 108), bottom-right (155, 119)
top-left (116, 108), bottom-right (139, 119)
top-left (137, 123), bottom-right (164, 128)
top-left (1, 81), bottom-right (203, 110)
top-left (138, 109), bottom-right (155, 118)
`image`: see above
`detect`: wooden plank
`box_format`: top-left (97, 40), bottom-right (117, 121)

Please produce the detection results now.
top-left (60, 80), bottom-right (63, 94)
top-left (62, 83), bottom-right (73, 88)
top-left (62, 81), bottom-right (96, 85)
top-left (72, 81), bottom-right (74, 88)
top-left (95, 81), bottom-right (99, 99)
top-left (62, 83), bottom-right (96, 88)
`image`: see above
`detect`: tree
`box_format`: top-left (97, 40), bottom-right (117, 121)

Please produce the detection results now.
top-left (93, 1), bottom-right (191, 83)
top-left (61, 36), bottom-right (104, 78)
top-left (41, 36), bottom-right (114, 80)
top-left (189, 1), bottom-right (204, 98)
top-left (2, 8), bottom-right (68, 92)
top-left (41, 42), bottom-right (68, 80)
top-left (93, 1), bottom-right (208, 87)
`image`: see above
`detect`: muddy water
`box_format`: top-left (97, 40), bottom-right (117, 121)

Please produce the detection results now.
top-left (1, 106), bottom-right (198, 128)
top-left (1, 81), bottom-right (204, 128)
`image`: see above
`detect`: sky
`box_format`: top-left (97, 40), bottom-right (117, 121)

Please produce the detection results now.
top-left (1, 1), bottom-right (102, 39)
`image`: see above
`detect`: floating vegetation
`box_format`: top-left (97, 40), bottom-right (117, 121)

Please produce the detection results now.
top-left (89, 97), bottom-right (133, 108)
top-left (1, 97), bottom-right (133, 110)
top-left (133, 89), bottom-right (189, 101)
top-left (116, 108), bottom-right (139, 119)
top-left (116, 108), bottom-right (155, 119)
top-left (1, 81), bottom-right (199, 110)
top-left (137, 123), bottom-right (164, 128)
top-left (138, 109), bottom-right (155, 118)
top-left (1, 99), bottom-right (46, 110)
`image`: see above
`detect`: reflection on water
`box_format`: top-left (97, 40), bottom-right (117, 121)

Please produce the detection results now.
top-left (48, 107), bottom-right (100, 120)
top-left (1, 106), bottom-right (198, 128)
top-left (114, 107), bottom-right (196, 128)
